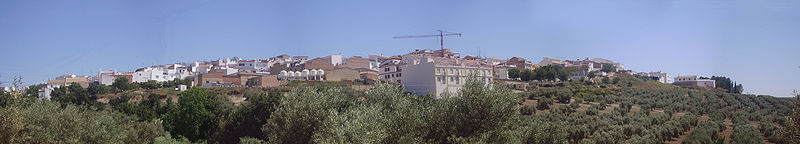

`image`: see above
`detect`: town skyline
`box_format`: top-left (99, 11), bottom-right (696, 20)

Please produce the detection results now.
top-left (2, 0), bottom-right (799, 96)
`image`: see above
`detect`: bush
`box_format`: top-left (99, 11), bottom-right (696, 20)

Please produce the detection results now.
top-left (730, 124), bottom-right (765, 144)
top-left (162, 88), bottom-right (215, 142)
top-left (570, 100), bottom-right (580, 109)
top-left (520, 105), bottom-right (535, 115)
top-left (557, 93), bottom-right (571, 104)
top-left (0, 101), bottom-right (164, 143)
top-left (537, 98), bottom-right (553, 110)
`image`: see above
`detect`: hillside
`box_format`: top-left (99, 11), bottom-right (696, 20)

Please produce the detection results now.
top-left (0, 75), bottom-right (794, 143)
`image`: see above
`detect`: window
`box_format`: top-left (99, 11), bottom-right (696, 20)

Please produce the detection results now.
top-left (239, 63), bottom-right (245, 66)
top-left (397, 73), bottom-right (401, 77)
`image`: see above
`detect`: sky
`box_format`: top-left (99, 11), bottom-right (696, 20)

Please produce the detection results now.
top-left (1, 0), bottom-right (799, 96)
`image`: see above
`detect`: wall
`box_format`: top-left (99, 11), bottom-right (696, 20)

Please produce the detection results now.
top-left (401, 61), bottom-right (436, 97)
top-left (325, 68), bottom-right (360, 81)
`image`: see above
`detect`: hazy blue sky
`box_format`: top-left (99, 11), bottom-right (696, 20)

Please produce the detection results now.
top-left (1, 0), bottom-right (798, 96)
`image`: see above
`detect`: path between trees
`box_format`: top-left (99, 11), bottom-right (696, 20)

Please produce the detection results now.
top-left (721, 118), bottom-right (733, 144)
top-left (664, 114), bottom-right (709, 144)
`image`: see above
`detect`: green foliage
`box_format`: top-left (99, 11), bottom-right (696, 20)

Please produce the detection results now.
top-left (0, 101), bottom-right (164, 143)
top-left (520, 105), bottom-right (535, 115)
top-left (112, 77), bottom-right (134, 91)
top-left (514, 65), bottom-right (569, 81)
top-left (114, 102), bottom-right (158, 121)
top-left (780, 93), bottom-right (800, 143)
top-left (51, 82), bottom-right (102, 107)
top-left (537, 98), bottom-right (553, 110)
top-left (507, 69), bottom-right (521, 80)
top-left (711, 76), bottom-right (744, 94)
top-left (263, 85), bottom-right (355, 144)
top-left (141, 80), bottom-right (161, 90)
top-left (730, 124), bottom-right (765, 144)
top-left (0, 91), bottom-right (13, 107)
top-left (532, 65), bottom-right (569, 81)
top-left (209, 89), bottom-right (281, 143)
top-left (162, 88), bottom-right (215, 142)
top-left (154, 133), bottom-right (195, 144)
top-left (313, 105), bottom-right (389, 143)
top-left (600, 64), bottom-right (615, 72)
top-left (87, 82), bottom-right (111, 96)
top-left (424, 78), bottom-right (520, 143)
top-left (557, 93), bottom-right (570, 104)
top-left (24, 84), bottom-right (42, 98)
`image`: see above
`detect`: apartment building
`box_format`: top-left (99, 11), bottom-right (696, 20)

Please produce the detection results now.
top-left (402, 57), bottom-right (493, 98)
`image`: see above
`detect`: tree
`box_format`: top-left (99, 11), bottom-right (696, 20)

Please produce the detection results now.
top-left (245, 78), bottom-right (258, 87)
top-left (209, 90), bottom-right (281, 143)
top-left (530, 65), bottom-right (568, 81)
top-left (51, 82), bottom-right (99, 107)
top-left (0, 101), bottom-right (164, 143)
top-left (507, 69), bottom-right (521, 80)
top-left (141, 80), bottom-right (161, 90)
top-left (781, 91), bottom-right (800, 143)
top-left (263, 86), bottom-right (353, 144)
top-left (141, 93), bottom-right (165, 114)
top-left (0, 90), bottom-right (12, 107)
top-left (24, 84), bottom-right (42, 98)
top-left (711, 76), bottom-right (744, 94)
top-left (113, 102), bottom-right (157, 121)
top-left (520, 69), bottom-right (532, 81)
top-left (600, 64), bottom-right (615, 72)
top-left (537, 98), bottom-right (553, 110)
top-left (87, 82), bottom-right (110, 96)
top-left (11, 76), bottom-right (22, 94)
top-left (162, 88), bottom-right (215, 142)
top-left (112, 77), bottom-right (133, 91)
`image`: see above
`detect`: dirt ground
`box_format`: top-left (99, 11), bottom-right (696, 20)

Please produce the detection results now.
top-left (664, 114), bottom-right (709, 144)
top-left (721, 118), bottom-right (733, 144)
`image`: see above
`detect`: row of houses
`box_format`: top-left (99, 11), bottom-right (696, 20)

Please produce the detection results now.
top-left (33, 47), bottom-right (718, 99)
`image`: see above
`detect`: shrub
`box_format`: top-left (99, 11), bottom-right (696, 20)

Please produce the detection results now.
top-left (0, 101), bottom-right (164, 143)
top-left (537, 98), bottom-right (553, 110)
top-left (520, 105), bottom-right (535, 115)
top-left (162, 88), bottom-right (215, 142)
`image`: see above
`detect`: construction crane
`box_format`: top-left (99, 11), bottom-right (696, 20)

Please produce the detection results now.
top-left (393, 30), bottom-right (462, 52)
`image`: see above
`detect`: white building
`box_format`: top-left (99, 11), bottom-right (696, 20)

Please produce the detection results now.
top-left (277, 69), bottom-right (324, 81)
top-left (591, 58), bottom-right (625, 71)
top-left (492, 65), bottom-right (516, 80)
top-left (132, 64), bottom-right (192, 82)
top-left (98, 69), bottom-right (117, 85)
top-left (402, 57), bottom-right (493, 98)
top-left (635, 71), bottom-right (672, 84)
top-left (39, 74), bottom-right (90, 100)
top-left (323, 54), bottom-right (343, 66)
top-left (368, 54), bottom-right (388, 71)
top-left (673, 75), bottom-right (715, 88)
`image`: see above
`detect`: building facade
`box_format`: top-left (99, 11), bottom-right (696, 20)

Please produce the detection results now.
top-left (402, 57), bottom-right (493, 98)
top-left (672, 75), bottom-right (715, 88)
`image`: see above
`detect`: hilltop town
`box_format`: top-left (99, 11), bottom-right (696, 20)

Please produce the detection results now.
top-left (18, 48), bottom-right (728, 100)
